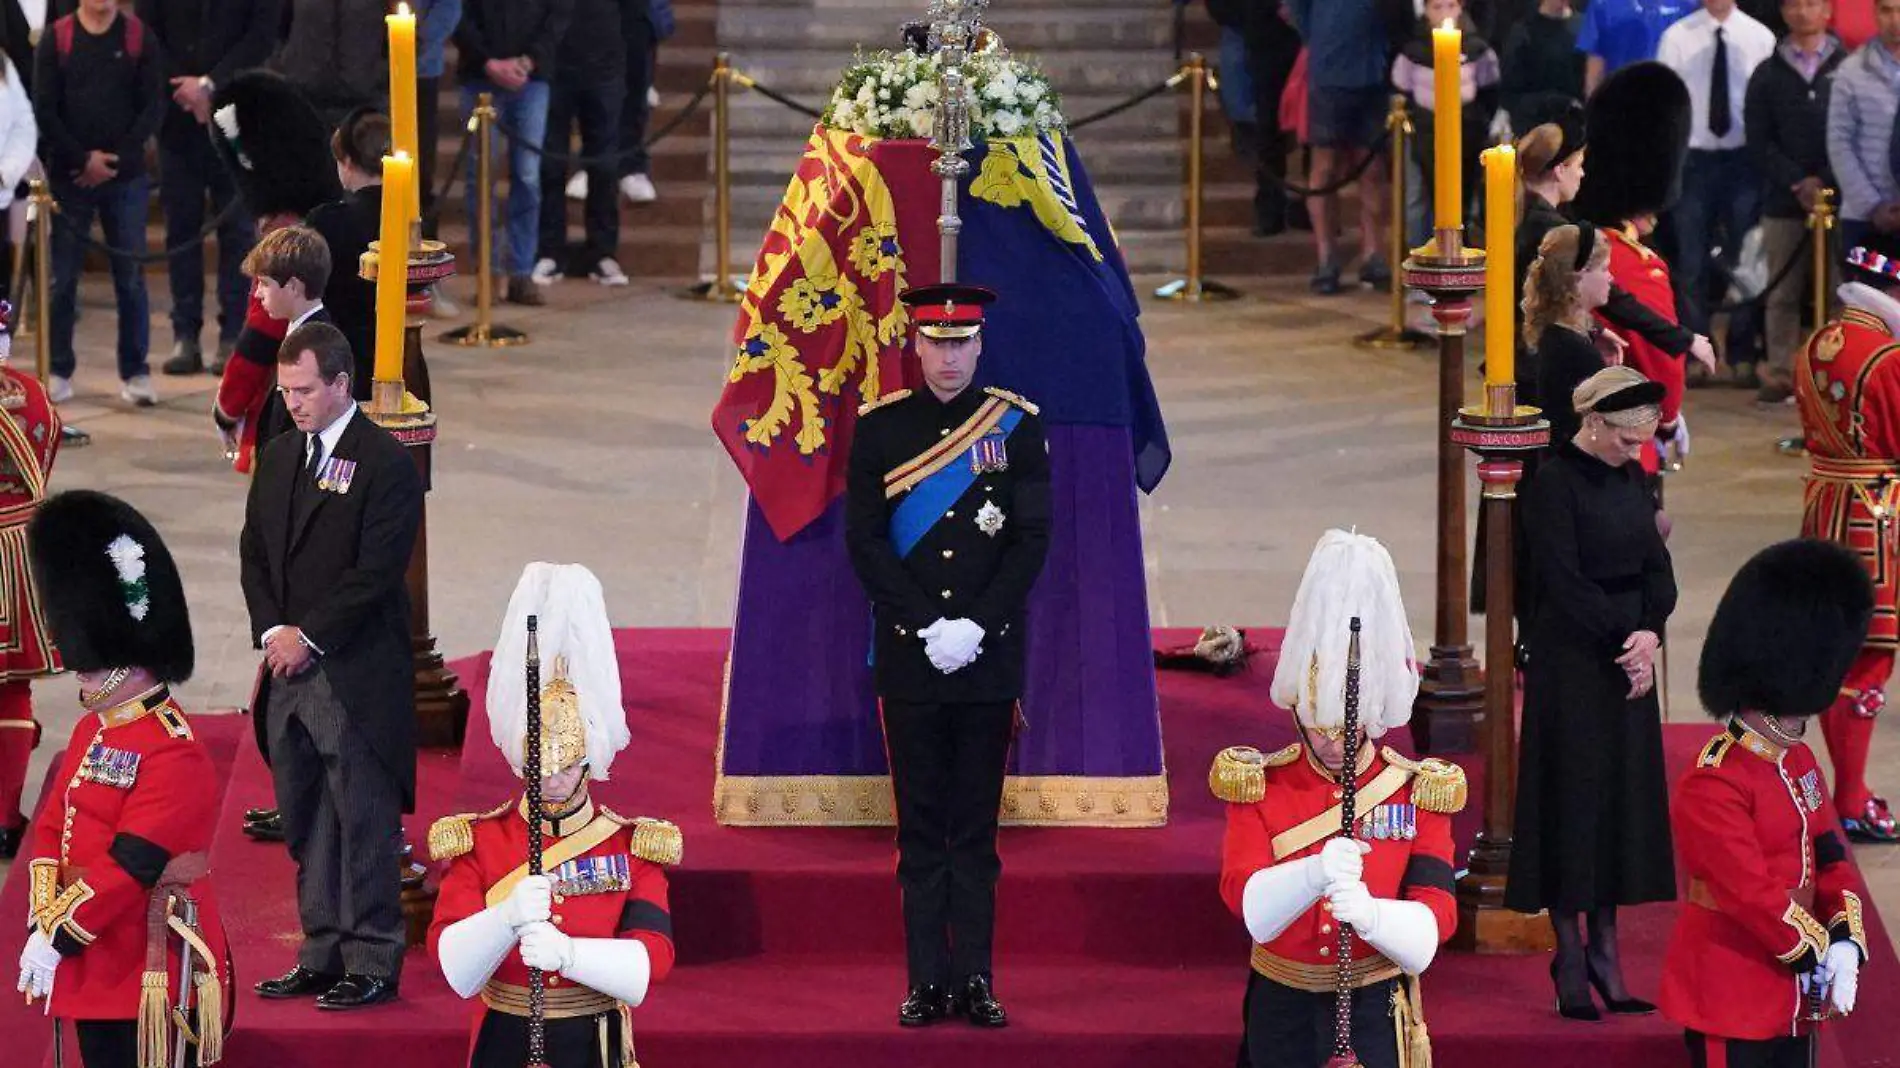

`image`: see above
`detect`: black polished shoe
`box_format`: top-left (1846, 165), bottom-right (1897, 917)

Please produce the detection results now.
top-left (0, 819), bottom-right (25, 859)
top-left (242, 811), bottom-right (285, 842)
top-left (254, 966), bottom-right (341, 1000)
top-left (243, 806), bottom-right (278, 823)
top-left (897, 984), bottom-right (951, 1028)
top-left (1551, 960), bottom-right (1601, 1022)
top-left (1586, 963), bottom-right (1656, 1015)
top-left (316, 974), bottom-right (399, 1010)
top-left (954, 974), bottom-right (1008, 1028)
top-left (161, 339), bottom-right (203, 376)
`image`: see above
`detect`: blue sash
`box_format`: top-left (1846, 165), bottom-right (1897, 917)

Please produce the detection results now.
top-left (890, 405), bottom-right (1023, 558)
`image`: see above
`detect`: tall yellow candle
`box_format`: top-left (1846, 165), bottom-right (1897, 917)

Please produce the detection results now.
top-left (373, 153), bottom-right (414, 386)
top-left (387, 4), bottom-right (420, 216)
top-left (1482, 144), bottom-right (1515, 389)
top-left (1432, 19), bottom-right (1462, 233)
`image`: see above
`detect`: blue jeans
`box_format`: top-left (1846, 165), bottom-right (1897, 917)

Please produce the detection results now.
top-left (1218, 27), bottom-right (1257, 124)
top-left (463, 79), bottom-right (551, 278)
top-left (1666, 148), bottom-right (1763, 339)
top-left (51, 174), bottom-right (151, 381)
top-left (159, 127), bottom-right (256, 345)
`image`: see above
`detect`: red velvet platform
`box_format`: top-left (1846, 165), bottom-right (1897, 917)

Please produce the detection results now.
top-left (3, 628), bottom-right (1895, 1067)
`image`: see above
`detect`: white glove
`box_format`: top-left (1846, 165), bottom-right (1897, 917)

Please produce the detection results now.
top-left (1313, 837), bottom-right (1368, 890)
top-left (16, 928), bottom-right (58, 1005)
top-left (437, 905), bottom-right (519, 999)
top-left (1668, 416), bottom-right (1690, 463)
top-left (517, 920), bottom-right (576, 973)
top-left (1326, 879), bottom-right (1381, 935)
top-left (560, 938), bottom-right (654, 1007)
top-left (1241, 857), bottom-right (1328, 944)
top-left (499, 875), bottom-right (552, 929)
top-left (934, 618), bottom-right (984, 664)
top-left (917, 619), bottom-right (967, 674)
top-left (1821, 940), bottom-right (1861, 1016)
top-left (1324, 880), bottom-right (1442, 975)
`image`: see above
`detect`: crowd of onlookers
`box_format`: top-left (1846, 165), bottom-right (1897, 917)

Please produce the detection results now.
top-left (1209, 0), bottom-right (1894, 404)
top-left (0, 0), bottom-right (671, 411)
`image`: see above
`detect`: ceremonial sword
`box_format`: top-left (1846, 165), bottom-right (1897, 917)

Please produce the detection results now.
top-left (524, 616), bottom-right (550, 1068)
top-left (1327, 618), bottom-right (1365, 1068)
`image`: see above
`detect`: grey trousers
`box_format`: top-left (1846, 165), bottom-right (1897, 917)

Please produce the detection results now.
top-left (1761, 215), bottom-right (1828, 375)
top-left (267, 666), bottom-right (405, 979)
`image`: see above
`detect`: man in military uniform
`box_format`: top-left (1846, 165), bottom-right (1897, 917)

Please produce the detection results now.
top-left (0, 301), bottom-right (61, 857)
top-left (1660, 539), bottom-right (1871, 1067)
top-left (429, 563), bottom-right (680, 1068)
top-left (1212, 530), bottom-right (1462, 1068)
top-left (1791, 239), bottom-right (1900, 842)
top-left (14, 490), bottom-right (230, 1068)
top-left (844, 282), bottom-right (1051, 1029)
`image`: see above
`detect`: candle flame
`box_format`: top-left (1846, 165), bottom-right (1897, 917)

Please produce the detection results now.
top-left (1439, 18), bottom-right (1456, 30)
top-left (396, 2), bottom-right (411, 14)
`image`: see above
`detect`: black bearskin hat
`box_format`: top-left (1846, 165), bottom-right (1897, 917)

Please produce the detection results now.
top-left (210, 70), bottom-right (343, 221)
top-left (1570, 61), bottom-right (1693, 227)
top-left (1698, 539), bottom-right (1871, 720)
top-left (27, 491), bottom-right (193, 683)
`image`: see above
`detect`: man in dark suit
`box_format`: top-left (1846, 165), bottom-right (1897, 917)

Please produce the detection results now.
top-left (844, 283), bottom-right (1051, 1031)
top-left (239, 320), bottom-right (422, 1010)
top-left (145, 0), bottom-right (284, 376)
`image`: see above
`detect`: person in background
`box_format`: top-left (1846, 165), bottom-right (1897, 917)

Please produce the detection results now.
top-left (1825, 0), bottom-right (1900, 263)
top-left (534, 0), bottom-right (635, 289)
top-left (1241, 0), bottom-right (1308, 236)
top-left (270, 0), bottom-right (386, 127)
top-left (616, 0), bottom-right (664, 205)
top-left (1745, 0), bottom-right (1843, 404)
top-left (1522, 224), bottom-right (1624, 453)
top-left (1579, 0), bottom-right (1699, 94)
top-left (0, 50), bottom-right (36, 302)
top-left (1391, 0), bottom-right (1500, 230)
top-left (1286, 0), bottom-right (1398, 295)
top-left (1499, 0), bottom-right (1586, 130)
top-left (305, 108), bottom-right (385, 391)
top-left (33, 0), bottom-right (165, 410)
top-left (0, 301), bottom-right (58, 860)
top-left (145, 0), bottom-right (280, 379)
top-left (1206, 0), bottom-right (1259, 159)
top-left (457, 0), bottom-right (573, 308)
top-left (416, 0), bottom-right (460, 241)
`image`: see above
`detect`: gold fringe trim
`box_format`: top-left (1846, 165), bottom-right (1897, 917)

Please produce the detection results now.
top-left (194, 969), bottom-right (224, 1066)
top-left (137, 971), bottom-right (170, 1068)
top-left (1208, 745), bottom-right (1271, 804)
top-left (427, 814), bottom-right (475, 862)
top-left (711, 772), bottom-right (1170, 827)
top-left (1382, 748), bottom-right (1468, 814)
top-left (630, 818), bottom-right (683, 867)
top-left (1395, 975), bottom-right (1433, 1068)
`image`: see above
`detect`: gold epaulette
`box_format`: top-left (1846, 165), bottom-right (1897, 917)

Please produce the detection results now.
top-left (1382, 747), bottom-right (1467, 814)
top-left (602, 808), bottom-right (684, 866)
top-left (983, 386), bottom-right (1040, 415)
top-left (427, 801), bottom-right (512, 862)
top-left (1209, 744), bottom-right (1294, 804)
top-left (857, 389), bottom-right (911, 417)
top-left (1697, 733), bottom-right (1733, 769)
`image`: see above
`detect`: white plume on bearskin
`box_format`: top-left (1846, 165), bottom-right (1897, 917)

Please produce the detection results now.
top-left (486, 562), bottom-right (628, 781)
top-left (1269, 529), bottom-right (1418, 738)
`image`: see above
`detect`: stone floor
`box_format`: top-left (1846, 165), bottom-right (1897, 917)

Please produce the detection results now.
top-left (5, 268), bottom-right (1896, 949)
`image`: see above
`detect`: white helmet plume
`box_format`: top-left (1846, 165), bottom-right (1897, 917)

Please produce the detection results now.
top-left (1268, 529), bottom-right (1419, 738)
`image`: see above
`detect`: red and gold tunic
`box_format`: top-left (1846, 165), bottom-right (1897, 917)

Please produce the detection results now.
top-left (1795, 305), bottom-right (1900, 649)
top-left (427, 796), bottom-right (679, 1065)
top-left (1659, 722), bottom-right (1869, 1040)
top-left (0, 362), bottom-right (60, 682)
top-left (212, 294), bottom-right (287, 475)
top-left (1214, 744), bottom-right (1461, 992)
top-left (24, 687), bottom-right (230, 1025)
top-left (1596, 226), bottom-right (1684, 477)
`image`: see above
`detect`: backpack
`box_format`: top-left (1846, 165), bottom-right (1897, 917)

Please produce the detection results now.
top-left (52, 12), bottom-right (146, 65)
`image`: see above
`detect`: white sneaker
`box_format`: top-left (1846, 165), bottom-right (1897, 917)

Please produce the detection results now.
top-left (565, 171), bottom-right (587, 201)
top-left (120, 375), bottom-right (157, 408)
top-left (47, 375), bottom-right (72, 403)
top-left (591, 258), bottom-right (630, 287)
top-left (426, 283), bottom-right (462, 319)
top-left (619, 173), bottom-right (657, 204)
top-left (647, 86), bottom-right (660, 109)
top-left (530, 257), bottom-right (561, 286)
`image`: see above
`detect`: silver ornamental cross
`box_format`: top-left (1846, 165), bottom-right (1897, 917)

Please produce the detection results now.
top-left (926, 0), bottom-right (988, 280)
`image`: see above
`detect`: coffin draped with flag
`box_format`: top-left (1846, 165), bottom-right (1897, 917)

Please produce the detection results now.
top-left (709, 126), bottom-right (1171, 825)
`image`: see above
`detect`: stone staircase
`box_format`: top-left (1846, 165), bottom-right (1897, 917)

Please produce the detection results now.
top-left (710, 0), bottom-right (1189, 276)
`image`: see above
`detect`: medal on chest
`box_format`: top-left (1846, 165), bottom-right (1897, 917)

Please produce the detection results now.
top-left (78, 742), bottom-right (141, 789)
top-left (1798, 769), bottom-right (1825, 813)
top-left (969, 429), bottom-right (1009, 474)
top-left (975, 499), bottom-right (1006, 537)
top-left (315, 457), bottom-right (356, 494)
top-left (1362, 803), bottom-right (1417, 842)
top-left (551, 853), bottom-right (632, 897)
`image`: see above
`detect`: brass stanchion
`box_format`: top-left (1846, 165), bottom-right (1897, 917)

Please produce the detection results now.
top-left (26, 180), bottom-right (86, 446)
top-left (684, 54), bottom-right (745, 302)
top-left (441, 93), bottom-right (528, 346)
top-left (1156, 53), bottom-right (1238, 302)
top-left (1777, 189), bottom-right (1836, 457)
top-left (1356, 96), bottom-right (1431, 349)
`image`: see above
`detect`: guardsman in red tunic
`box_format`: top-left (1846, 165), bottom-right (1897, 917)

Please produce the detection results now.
top-left (1597, 215), bottom-right (1689, 478)
top-left (0, 301), bottom-right (62, 856)
top-left (1660, 539), bottom-right (1873, 1067)
top-left (14, 491), bottom-right (230, 1068)
top-left (1791, 241), bottom-right (1900, 842)
top-left (428, 563), bottom-right (679, 1068)
top-left (1213, 530), bottom-right (1464, 1068)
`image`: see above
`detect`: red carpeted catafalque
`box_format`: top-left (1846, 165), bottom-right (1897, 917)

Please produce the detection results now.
top-left (3, 628), bottom-right (1895, 1067)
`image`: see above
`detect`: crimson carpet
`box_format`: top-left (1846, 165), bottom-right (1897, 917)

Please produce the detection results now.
top-left (3, 628), bottom-right (1896, 1067)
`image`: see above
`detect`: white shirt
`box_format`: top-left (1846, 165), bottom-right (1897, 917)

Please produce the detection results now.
top-left (1656, 6), bottom-right (1777, 151)
top-left (304, 399), bottom-right (357, 471)
top-left (288, 301), bottom-right (326, 331)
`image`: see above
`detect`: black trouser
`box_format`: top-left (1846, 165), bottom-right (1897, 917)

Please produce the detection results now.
top-left (1685, 1030), bottom-right (1813, 1068)
top-left (420, 75), bottom-right (443, 240)
top-left (471, 1010), bottom-right (625, 1068)
top-left (75, 1020), bottom-right (198, 1068)
top-left (539, 70), bottom-right (626, 268)
top-left (617, 19), bottom-right (655, 178)
top-left (1245, 16), bottom-right (1300, 226)
top-left (1241, 973), bottom-right (1400, 1068)
top-left (158, 123), bottom-right (256, 347)
top-left (882, 697), bottom-right (1013, 988)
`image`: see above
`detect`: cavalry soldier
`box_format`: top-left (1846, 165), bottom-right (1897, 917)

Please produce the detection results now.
top-left (1790, 239), bottom-right (1900, 842)
top-left (1213, 529), bottom-right (1463, 1068)
top-left (14, 490), bottom-right (230, 1068)
top-left (1660, 539), bottom-right (1871, 1067)
top-left (429, 563), bottom-right (680, 1068)
top-left (844, 282), bottom-right (1051, 1029)
top-left (0, 300), bottom-right (62, 857)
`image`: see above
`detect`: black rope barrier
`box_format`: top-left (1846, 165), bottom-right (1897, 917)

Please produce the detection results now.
top-left (51, 195), bottom-right (244, 265)
top-left (1706, 227), bottom-right (1816, 315)
top-left (422, 122), bottom-right (476, 227)
top-left (489, 79), bottom-right (716, 165)
top-left (1255, 131), bottom-right (1393, 199)
top-left (742, 79), bottom-right (825, 120)
top-left (1068, 78), bottom-right (1178, 130)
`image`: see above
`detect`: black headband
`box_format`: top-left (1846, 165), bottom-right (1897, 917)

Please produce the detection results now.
top-left (1592, 380), bottom-right (1666, 413)
top-left (1572, 224), bottom-right (1597, 272)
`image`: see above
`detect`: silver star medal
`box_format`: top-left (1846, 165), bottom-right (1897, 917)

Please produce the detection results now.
top-left (975, 499), bottom-right (1005, 537)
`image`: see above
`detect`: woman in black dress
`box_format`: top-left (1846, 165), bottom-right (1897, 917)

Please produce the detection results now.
top-left (1507, 366), bottom-right (1678, 1023)
top-left (1522, 223), bottom-right (1619, 448)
